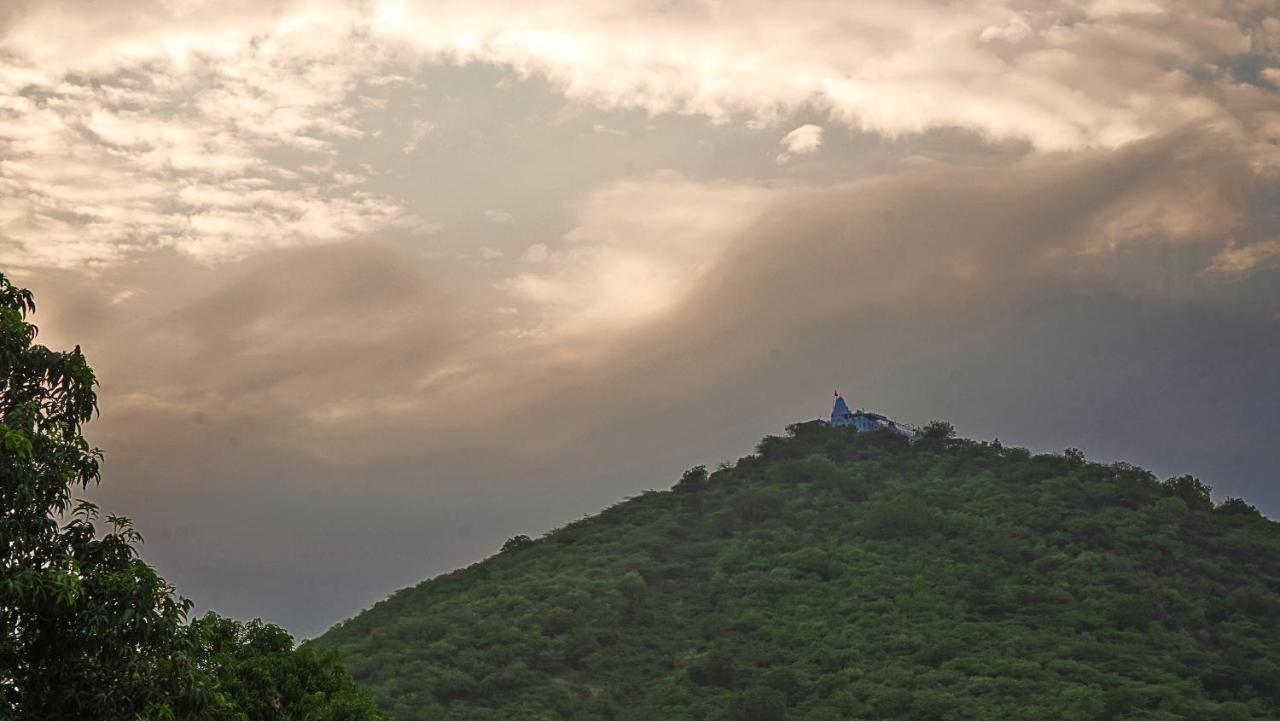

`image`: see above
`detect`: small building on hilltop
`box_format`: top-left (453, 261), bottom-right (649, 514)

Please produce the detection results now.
top-left (827, 392), bottom-right (916, 439)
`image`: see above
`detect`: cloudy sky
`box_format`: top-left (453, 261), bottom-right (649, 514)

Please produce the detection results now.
top-left (3, 0), bottom-right (1279, 636)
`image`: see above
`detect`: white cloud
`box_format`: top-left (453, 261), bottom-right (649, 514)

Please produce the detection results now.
top-left (363, 0), bottom-right (1261, 151)
top-left (3, 0), bottom-right (1270, 156)
top-left (502, 178), bottom-right (775, 335)
top-left (777, 124), bottom-right (824, 163)
top-left (0, 0), bottom-right (1274, 271)
top-left (1204, 238), bottom-right (1280, 276)
top-left (979, 17), bottom-right (1033, 43)
top-left (1087, 0), bottom-right (1165, 17)
top-left (402, 118), bottom-right (435, 154)
top-left (484, 208), bottom-right (514, 224)
top-left (782, 124), bottom-right (824, 154)
top-left (523, 243), bottom-right (549, 263)
top-left (0, 7), bottom-right (412, 269)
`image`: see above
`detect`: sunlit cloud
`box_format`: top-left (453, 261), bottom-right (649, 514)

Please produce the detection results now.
top-left (1204, 237), bottom-right (1280, 276)
top-left (1, 0), bottom-right (1276, 271)
top-left (501, 178), bottom-right (775, 336)
top-left (776, 124), bottom-right (824, 163)
top-left (366, 0), bottom-right (1267, 150)
top-left (0, 14), bottom-right (413, 269)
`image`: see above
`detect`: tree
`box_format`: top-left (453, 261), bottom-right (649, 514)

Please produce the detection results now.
top-left (0, 275), bottom-right (383, 720)
top-left (0, 274), bottom-right (206, 718)
top-left (618, 570), bottom-right (648, 621)
top-left (1164, 475), bottom-right (1213, 511)
top-left (187, 612), bottom-right (386, 721)
top-left (501, 534), bottom-right (535, 553)
top-left (674, 465), bottom-right (708, 491)
top-left (919, 421), bottom-right (956, 440)
top-left (729, 687), bottom-right (788, 721)
top-left (687, 649), bottom-right (736, 688)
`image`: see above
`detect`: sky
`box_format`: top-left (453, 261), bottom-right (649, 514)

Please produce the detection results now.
top-left (2, 0), bottom-right (1279, 637)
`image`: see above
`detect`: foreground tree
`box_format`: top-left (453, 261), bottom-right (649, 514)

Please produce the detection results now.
top-left (188, 613), bottom-right (387, 721)
top-left (0, 274), bottom-right (205, 717)
top-left (0, 274), bottom-right (384, 720)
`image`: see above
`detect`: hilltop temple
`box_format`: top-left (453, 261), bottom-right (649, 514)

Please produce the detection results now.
top-left (826, 392), bottom-right (916, 438)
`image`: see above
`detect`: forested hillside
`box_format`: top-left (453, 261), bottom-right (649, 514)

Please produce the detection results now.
top-left (315, 422), bottom-right (1280, 721)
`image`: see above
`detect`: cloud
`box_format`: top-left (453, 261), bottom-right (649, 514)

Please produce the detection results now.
top-left (401, 118), bottom-right (435, 154)
top-left (17, 127), bottom-right (1280, 636)
top-left (1204, 237), bottom-right (1280, 276)
top-left (3, 0), bottom-right (1275, 161)
top-left (782, 125), bottom-right (824, 155)
top-left (365, 0), bottom-right (1270, 152)
top-left (502, 178), bottom-right (775, 336)
top-left (40, 130), bottom-right (1253, 480)
top-left (483, 208), bottom-right (514, 224)
top-left (980, 17), bottom-right (1033, 43)
top-left (777, 124), bottom-right (824, 163)
top-left (0, 15), bottom-right (413, 269)
top-left (523, 243), bottom-right (549, 263)
top-left (1, 0), bottom-right (1276, 272)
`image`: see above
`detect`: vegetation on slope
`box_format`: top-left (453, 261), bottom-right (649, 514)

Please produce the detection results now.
top-left (317, 422), bottom-right (1280, 721)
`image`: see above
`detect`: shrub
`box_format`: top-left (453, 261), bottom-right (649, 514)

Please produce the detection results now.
top-left (1215, 498), bottom-right (1260, 517)
top-left (1163, 475), bottom-right (1213, 511)
top-left (732, 489), bottom-right (786, 524)
top-left (502, 535), bottom-right (536, 553)
top-left (729, 687), bottom-right (788, 721)
top-left (676, 465), bottom-right (709, 492)
top-left (541, 607), bottom-right (576, 636)
top-left (687, 649), bottom-right (736, 687)
top-left (1106, 596), bottom-right (1155, 631)
top-left (763, 666), bottom-right (806, 704)
top-left (919, 420), bottom-right (956, 440)
top-left (860, 498), bottom-right (940, 538)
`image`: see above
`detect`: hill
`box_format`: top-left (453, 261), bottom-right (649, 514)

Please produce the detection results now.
top-left (313, 422), bottom-right (1280, 721)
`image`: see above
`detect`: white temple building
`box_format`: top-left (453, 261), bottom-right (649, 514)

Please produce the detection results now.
top-left (826, 392), bottom-right (916, 439)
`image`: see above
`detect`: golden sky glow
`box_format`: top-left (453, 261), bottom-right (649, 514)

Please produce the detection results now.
top-left (2, 0), bottom-right (1278, 635)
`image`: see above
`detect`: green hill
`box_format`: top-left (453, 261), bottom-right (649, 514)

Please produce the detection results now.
top-left (313, 422), bottom-right (1280, 721)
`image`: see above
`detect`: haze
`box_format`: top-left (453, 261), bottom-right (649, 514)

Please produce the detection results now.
top-left (2, 0), bottom-right (1278, 637)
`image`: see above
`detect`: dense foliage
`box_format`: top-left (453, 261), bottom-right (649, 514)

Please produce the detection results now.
top-left (190, 612), bottom-right (388, 721)
top-left (0, 273), bottom-right (202, 718)
top-left (0, 274), bottom-right (383, 720)
top-left (317, 421), bottom-right (1280, 721)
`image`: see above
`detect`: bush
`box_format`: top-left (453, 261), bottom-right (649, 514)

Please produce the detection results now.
top-left (763, 666), bottom-right (806, 704)
top-left (860, 498), bottom-right (940, 539)
top-left (619, 570), bottom-right (648, 620)
top-left (732, 489), bottom-right (786, 524)
top-left (729, 687), bottom-right (788, 721)
top-left (502, 535), bottom-right (536, 553)
top-left (919, 420), bottom-right (956, 440)
top-left (1106, 596), bottom-right (1155, 631)
top-left (1163, 475), bottom-right (1213, 511)
top-left (687, 649), bottom-right (736, 687)
top-left (541, 607), bottom-right (576, 636)
top-left (787, 548), bottom-right (836, 581)
top-left (676, 465), bottom-right (709, 491)
top-left (1216, 498), bottom-right (1260, 517)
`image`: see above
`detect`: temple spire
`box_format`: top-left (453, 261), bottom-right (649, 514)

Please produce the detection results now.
top-left (831, 393), bottom-right (852, 421)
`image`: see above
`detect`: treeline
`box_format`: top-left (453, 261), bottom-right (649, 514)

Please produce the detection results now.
top-left (317, 422), bottom-right (1280, 720)
top-left (0, 274), bottom-right (385, 720)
